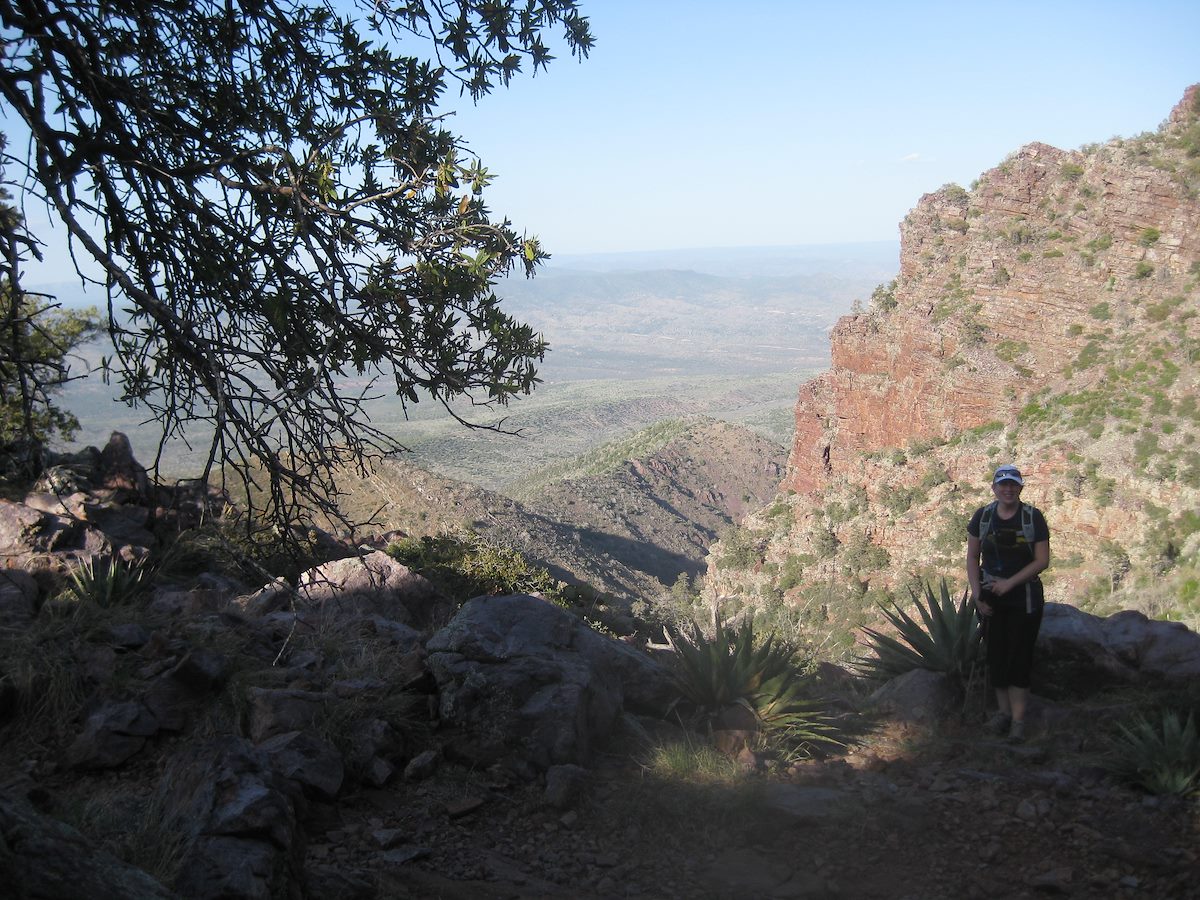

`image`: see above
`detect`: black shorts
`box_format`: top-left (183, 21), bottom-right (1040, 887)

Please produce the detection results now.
top-left (983, 583), bottom-right (1044, 689)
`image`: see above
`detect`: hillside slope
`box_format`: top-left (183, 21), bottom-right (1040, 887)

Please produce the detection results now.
top-left (334, 417), bottom-right (786, 603)
top-left (705, 85), bottom-right (1200, 653)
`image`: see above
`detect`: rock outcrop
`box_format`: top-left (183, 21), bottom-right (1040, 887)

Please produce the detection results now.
top-left (787, 89), bottom-right (1200, 493)
top-left (708, 85), bottom-right (1200, 618)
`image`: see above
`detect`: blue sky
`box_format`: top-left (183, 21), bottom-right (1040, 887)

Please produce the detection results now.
top-left (6, 0), bottom-right (1198, 282)
top-left (444, 0), bottom-right (1200, 255)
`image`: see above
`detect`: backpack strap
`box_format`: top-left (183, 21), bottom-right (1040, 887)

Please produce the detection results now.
top-left (979, 501), bottom-right (998, 542)
top-left (1021, 503), bottom-right (1035, 545)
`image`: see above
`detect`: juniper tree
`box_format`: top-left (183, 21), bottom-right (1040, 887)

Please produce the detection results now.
top-left (0, 0), bottom-right (592, 541)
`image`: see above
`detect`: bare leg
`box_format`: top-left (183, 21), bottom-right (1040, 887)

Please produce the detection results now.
top-left (1009, 687), bottom-right (1028, 723)
top-left (994, 687), bottom-right (1012, 716)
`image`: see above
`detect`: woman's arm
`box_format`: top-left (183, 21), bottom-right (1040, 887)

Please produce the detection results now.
top-left (966, 534), bottom-right (991, 615)
top-left (989, 540), bottom-right (1050, 597)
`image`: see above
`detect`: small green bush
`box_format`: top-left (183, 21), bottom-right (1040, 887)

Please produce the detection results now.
top-left (1138, 227), bottom-right (1161, 247)
top-left (664, 615), bottom-right (838, 753)
top-left (1108, 709), bottom-right (1200, 796)
top-left (1135, 261), bottom-right (1154, 279)
top-left (65, 556), bottom-right (154, 609)
top-left (387, 531), bottom-right (564, 604)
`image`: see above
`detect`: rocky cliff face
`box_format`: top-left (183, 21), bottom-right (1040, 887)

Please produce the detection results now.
top-left (787, 86), bottom-right (1200, 494)
top-left (706, 86), bottom-right (1200, 648)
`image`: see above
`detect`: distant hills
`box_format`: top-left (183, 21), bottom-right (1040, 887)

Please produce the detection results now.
top-left (55, 242), bottom-right (898, 486)
top-left (498, 242), bottom-right (898, 380)
top-left (333, 416), bottom-right (789, 602)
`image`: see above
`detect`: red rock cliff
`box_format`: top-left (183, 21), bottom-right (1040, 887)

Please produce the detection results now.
top-left (784, 86), bottom-right (1200, 497)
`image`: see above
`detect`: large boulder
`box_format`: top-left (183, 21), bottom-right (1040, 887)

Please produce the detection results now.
top-left (426, 594), bottom-right (673, 770)
top-left (0, 790), bottom-right (176, 899)
top-left (867, 667), bottom-right (960, 724)
top-left (295, 550), bottom-right (443, 625)
top-left (1037, 603), bottom-right (1200, 692)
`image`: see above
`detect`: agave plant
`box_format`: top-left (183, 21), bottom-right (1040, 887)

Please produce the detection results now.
top-left (66, 555), bottom-right (154, 609)
top-left (664, 615), bottom-right (837, 750)
top-left (1109, 708), bottom-right (1200, 796)
top-left (854, 579), bottom-right (981, 685)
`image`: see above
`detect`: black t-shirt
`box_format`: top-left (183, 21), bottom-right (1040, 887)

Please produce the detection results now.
top-left (967, 503), bottom-right (1050, 580)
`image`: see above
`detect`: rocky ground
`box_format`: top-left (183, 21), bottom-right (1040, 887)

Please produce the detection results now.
top-left (294, 698), bottom-right (1198, 899)
top-left (2, 437), bottom-right (1197, 900)
top-left (6, 636), bottom-right (1198, 900)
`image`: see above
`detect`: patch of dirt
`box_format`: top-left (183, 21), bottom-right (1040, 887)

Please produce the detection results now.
top-left (303, 711), bottom-right (1200, 900)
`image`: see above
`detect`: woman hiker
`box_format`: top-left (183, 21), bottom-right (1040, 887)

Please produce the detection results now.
top-left (966, 464), bottom-right (1051, 742)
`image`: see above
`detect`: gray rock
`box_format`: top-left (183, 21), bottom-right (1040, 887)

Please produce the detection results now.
top-left (169, 648), bottom-right (229, 693)
top-left (258, 730), bottom-right (345, 800)
top-left (107, 623), bottom-right (151, 649)
top-left (23, 489), bottom-right (89, 518)
top-left (403, 748), bottom-right (440, 782)
top-left (166, 736), bottom-right (304, 900)
top-left (1039, 603), bottom-right (1200, 684)
top-left (244, 687), bottom-right (331, 743)
top-left (173, 836), bottom-right (282, 900)
top-left (0, 790), bottom-right (176, 899)
top-left (867, 667), bottom-right (959, 724)
top-left (79, 500), bottom-right (157, 554)
top-left (544, 763), bottom-right (590, 809)
top-left (427, 594), bottom-right (672, 770)
top-left (344, 718), bottom-right (404, 783)
top-left (297, 550), bottom-right (442, 625)
top-left (99, 431), bottom-right (150, 496)
top-left (65, 701), bottom-right (160, 769)
top-left (229, 577), bottom-right (294, 618)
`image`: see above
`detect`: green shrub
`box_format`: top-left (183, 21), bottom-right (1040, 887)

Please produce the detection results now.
top-left (664, 616), bottom-right (837, 753)
top-left (387, 531), bottom-right (564, 604)
top-left (1135, 261), bottom-right (1154, 279)
top-left (871, 279), bottom-right (898, 312)
top-left (777, 554), bottom-right (809, 592)
top-left (1138, 227), bottom-right (1161, 247)
top-left (1060, 162), bottom-right (1085, 181)
top-left (715, 526), bottom-right (758, 570)
top-left (1108, 709), bottom-right (1200, 796)
top-left (995, 339), bottom-right (1028, 363)
top-left (854, 579), bottom-right (981, 687)
top-left (64, 556), bottom-right (154, 609)
top-left (940, 183), bottom-right (969, 203)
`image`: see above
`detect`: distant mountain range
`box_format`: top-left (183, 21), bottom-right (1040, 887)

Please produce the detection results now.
top-left (55, 242), bottom-right (898, 484)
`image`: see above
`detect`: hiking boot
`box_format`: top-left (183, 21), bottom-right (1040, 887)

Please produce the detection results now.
top-left (985, 712), bottom-right (1011, 736)
top-left (1007, 720), bottom-right (1026, 743)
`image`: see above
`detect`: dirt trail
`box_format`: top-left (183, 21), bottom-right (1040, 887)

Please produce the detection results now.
top-left (312, 716), bottom-right (1200, 900)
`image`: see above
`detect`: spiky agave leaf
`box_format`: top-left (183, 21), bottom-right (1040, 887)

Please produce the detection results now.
top-left (1110, 709), bottom-right (1200, 796)
top-left (664, 614), bottom-right (842, 754)
top-left (66, 555), bottom-right (154, 609)
top-left (854, 579), bottom-right (981, 683)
